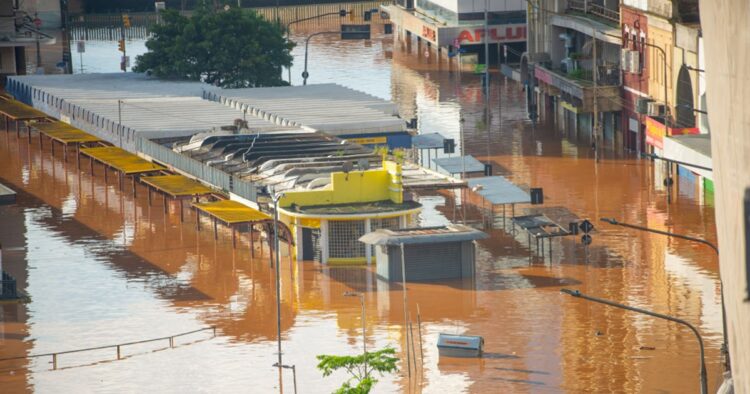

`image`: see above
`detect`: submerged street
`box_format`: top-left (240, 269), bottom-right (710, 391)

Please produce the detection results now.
top-left (0, 23), bottom-right (723, 393)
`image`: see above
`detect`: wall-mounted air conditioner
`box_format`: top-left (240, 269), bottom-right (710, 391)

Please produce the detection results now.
top-left (636, 98), bottom-right (653, 114)
top-left (648, 102), bottom-right (666, 117)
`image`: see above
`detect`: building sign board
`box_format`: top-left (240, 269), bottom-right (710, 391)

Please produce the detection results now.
top-left (645, 116), bottom-right (699, 149)
top-left (439, 24), bottom-right (526, 46)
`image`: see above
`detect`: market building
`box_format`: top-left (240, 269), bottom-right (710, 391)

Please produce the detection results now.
top-left (383, 0), bottom-right (527, 67)
top-left (6, 72), bottom-right (463, 264)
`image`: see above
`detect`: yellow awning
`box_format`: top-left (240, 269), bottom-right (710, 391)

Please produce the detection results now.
top-left (192, 200), bottom-right (271, 224)
top-left (80, 146), bottom-right (165, 175)
top-left (0, 100), bottom-right (49, 121)
top-left (140, 175), bottom-right (216, 198)
top-left (32, 122), bottom-right (102, 145)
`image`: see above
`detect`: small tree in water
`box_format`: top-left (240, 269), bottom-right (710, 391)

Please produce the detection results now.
top-left (134, 3), bottom-right (293, 87)
top-left (316, 347), bottom-right (399, 394)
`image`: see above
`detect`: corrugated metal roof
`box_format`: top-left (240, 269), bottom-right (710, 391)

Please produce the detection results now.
top-left (210, 83), bottom-right (406, 135)
top-left (433, 155), bottom-right (485, 174)
top-left (412, 132), bottom-right (446, 149)
top-left (359, 225), bottom-right (488, 245)
top-left (467, 176), bottom-right (530, 205)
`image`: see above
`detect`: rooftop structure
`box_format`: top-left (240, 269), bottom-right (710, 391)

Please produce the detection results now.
top-left (207, 84), bottom-right (407, 138)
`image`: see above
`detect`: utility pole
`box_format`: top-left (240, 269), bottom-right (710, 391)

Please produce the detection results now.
top-left (592, 29), bottom-right (599, 163)
top-left (483, 0), bottom-right (490, 98)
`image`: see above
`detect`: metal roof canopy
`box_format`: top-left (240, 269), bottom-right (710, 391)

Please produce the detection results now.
top-left (0, 99), bottom-right (48, 120)
top-left (140, 175), bottom-right (216, 198)
top-left (32, 122), bottom-right (101, 145)
top-left (80, 146), bottom-right (166, 175)
top-left (192, 199), bottom-right (271, 224)
top-left (511, 214), bottom-right (570, 238)
top-left (359, 224), bottom-right (488, 245)
top-left (210, 83), bottom-right (406, 135)
top-left (467, 176), bottom-right (530, 205)
top-left (433, 155), bottom-right (485, 174)
top-left (412, 133), bottom-right (446, 149)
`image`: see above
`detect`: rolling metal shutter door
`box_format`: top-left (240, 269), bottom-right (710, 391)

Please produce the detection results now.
top-left (404, 243), bottom-right (461, 281)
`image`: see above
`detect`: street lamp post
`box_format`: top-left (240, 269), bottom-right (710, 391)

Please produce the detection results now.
top-left (285, 10), bottom-right (347, 83)
top-left (600, 217), bottom-right (730, 374)
top-left (640, 41), bottom-right (672, 203)
top-left (561, 289), bottom-right (708, 394)
top-left (302, 31), bottom-right (340, 86)
top-left (272, 363), bottom-right (297, 394)
top-left (271, 189), bottom-right (286, 389)
top-left (344, 291), bottom-right (367, 380)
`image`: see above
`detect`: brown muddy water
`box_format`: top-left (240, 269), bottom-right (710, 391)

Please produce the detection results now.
top-left (0, 27), bottom-right (723, 393)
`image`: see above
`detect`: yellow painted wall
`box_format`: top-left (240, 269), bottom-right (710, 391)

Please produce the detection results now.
top-left (279, 161), bottom-right (403, 208)
top-left (646, 22), bottom-right (675, 116)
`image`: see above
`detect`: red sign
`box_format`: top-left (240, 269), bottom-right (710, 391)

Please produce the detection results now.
top-left (645, 116), bottom-right (699, 150)
top-left (422, 25), bottom-right (436, 43)
top-left (456, 26), bottom-right (526, 44)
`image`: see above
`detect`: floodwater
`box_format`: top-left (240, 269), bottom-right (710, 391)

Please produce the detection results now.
top-left (0, 24), bottom-right (723, 393)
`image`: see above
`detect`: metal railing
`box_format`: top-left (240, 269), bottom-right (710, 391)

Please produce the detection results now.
top-left (566, 1), bottom-right (620, 24)
top-left (0, 326), bottom-right (216, 370)
top-left (136, 138), bottom-right (257, 201)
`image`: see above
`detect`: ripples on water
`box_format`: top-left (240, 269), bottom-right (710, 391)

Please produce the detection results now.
top-left (0, 27), bottom-right (724, 393)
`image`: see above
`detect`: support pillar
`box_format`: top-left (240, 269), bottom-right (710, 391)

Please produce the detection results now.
top-left (250, 224), bottom-right (255, 258)
top-left (179, 199), bottom-right (184, 222)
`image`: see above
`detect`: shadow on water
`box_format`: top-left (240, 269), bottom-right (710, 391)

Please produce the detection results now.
top-left (0, 176), bottom-right (212, 303)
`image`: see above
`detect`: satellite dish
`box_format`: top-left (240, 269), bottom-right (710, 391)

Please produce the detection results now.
top-left (342, 161), bottom-right (354, 173)
top-left (358, 159), bottom-right (370, 171)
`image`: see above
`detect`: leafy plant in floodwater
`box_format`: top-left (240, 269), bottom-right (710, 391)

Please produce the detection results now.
top-left (392, 149), bottom-right (406, 164)
top-left (316, 347), bottom-right (399, 394)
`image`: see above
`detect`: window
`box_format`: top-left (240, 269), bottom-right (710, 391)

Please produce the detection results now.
top-left (329, 220), bottom-right (366, 259)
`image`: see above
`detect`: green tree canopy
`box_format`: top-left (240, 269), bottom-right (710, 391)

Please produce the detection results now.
top-left (316, 347), bottom-right (399, 394)
top-left (134, 4), bottom-right (293, 88)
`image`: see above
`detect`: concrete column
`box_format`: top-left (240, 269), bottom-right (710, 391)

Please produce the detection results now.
top-left (320, 219), bottom-right (329, 264)
top-left (365, 218), bottom-right (372, 265)
top-left (295, 219), bottom-right (303, 262)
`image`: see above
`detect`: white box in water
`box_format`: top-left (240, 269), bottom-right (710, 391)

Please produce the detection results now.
top-left (437, 333), bottom-right (484, 358)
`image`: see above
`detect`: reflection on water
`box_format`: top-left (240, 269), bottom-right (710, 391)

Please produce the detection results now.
top-left (0, 24), bottom-right (723, 393)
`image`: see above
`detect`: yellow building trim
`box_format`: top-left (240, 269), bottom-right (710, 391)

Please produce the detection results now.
top-left (560, 100), bottom-right (579, 114)
top-left (328, 257), bottom-right (368, 266)
top-left (279, 160), bottom-right (404, 208)
top-left (278, 206), bottom-right (421, 221)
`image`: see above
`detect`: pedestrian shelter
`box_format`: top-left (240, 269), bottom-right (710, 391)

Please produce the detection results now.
top-left (31, 121), bottom-right (102, 161)
top-left (192, 200), bottom-right (293, 259)
top-left (79, 146), bottom-right (165, 193)
top-left (140, 175), bottom-right (219, 221)
top-left (0, 99), bottom-right (49, 135)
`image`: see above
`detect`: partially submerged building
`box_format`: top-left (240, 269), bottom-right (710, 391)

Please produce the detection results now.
top-left (359, 225), bottom-right (488, 281)
top-left (6, 72), bottom-right (464, 264)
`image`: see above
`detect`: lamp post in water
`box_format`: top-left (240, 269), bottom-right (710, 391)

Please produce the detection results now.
top-left (599, 217), bottom-right (730, 374)
top-left (271, 189), bottom-right (286, 389)
top-left (344, 291), bottom-right (367, 380)
top-left (560, 289), bottom-right (708, 394)
top-left (285, 10), bottom-right (348, 83)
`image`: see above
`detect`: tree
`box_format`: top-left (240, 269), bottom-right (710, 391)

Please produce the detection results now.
top-left (134, 4), bottom-right (293, 88)
top-left (316, 347), bottom-right (399, 394)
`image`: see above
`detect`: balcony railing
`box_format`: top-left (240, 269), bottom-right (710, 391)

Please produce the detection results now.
top-left (567, 0), bottom-right (620, 24)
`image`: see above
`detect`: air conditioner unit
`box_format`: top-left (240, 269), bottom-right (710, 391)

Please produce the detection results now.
top-left (636, 98), bottom-right (653, 114)
top-left (648, 102), bottom-right (666, 117)
top-left (629, 51), bottom-right (640, 74)
top-left (620, 49), bottom-right (630, 71)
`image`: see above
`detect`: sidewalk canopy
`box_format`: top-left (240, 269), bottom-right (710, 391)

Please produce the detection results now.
top-left (140, 175), bottom-right (216, 199)
top-left (192, 200), bottom-right (271, 225)
top-left (80, 146), bottom-right (165, 175)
